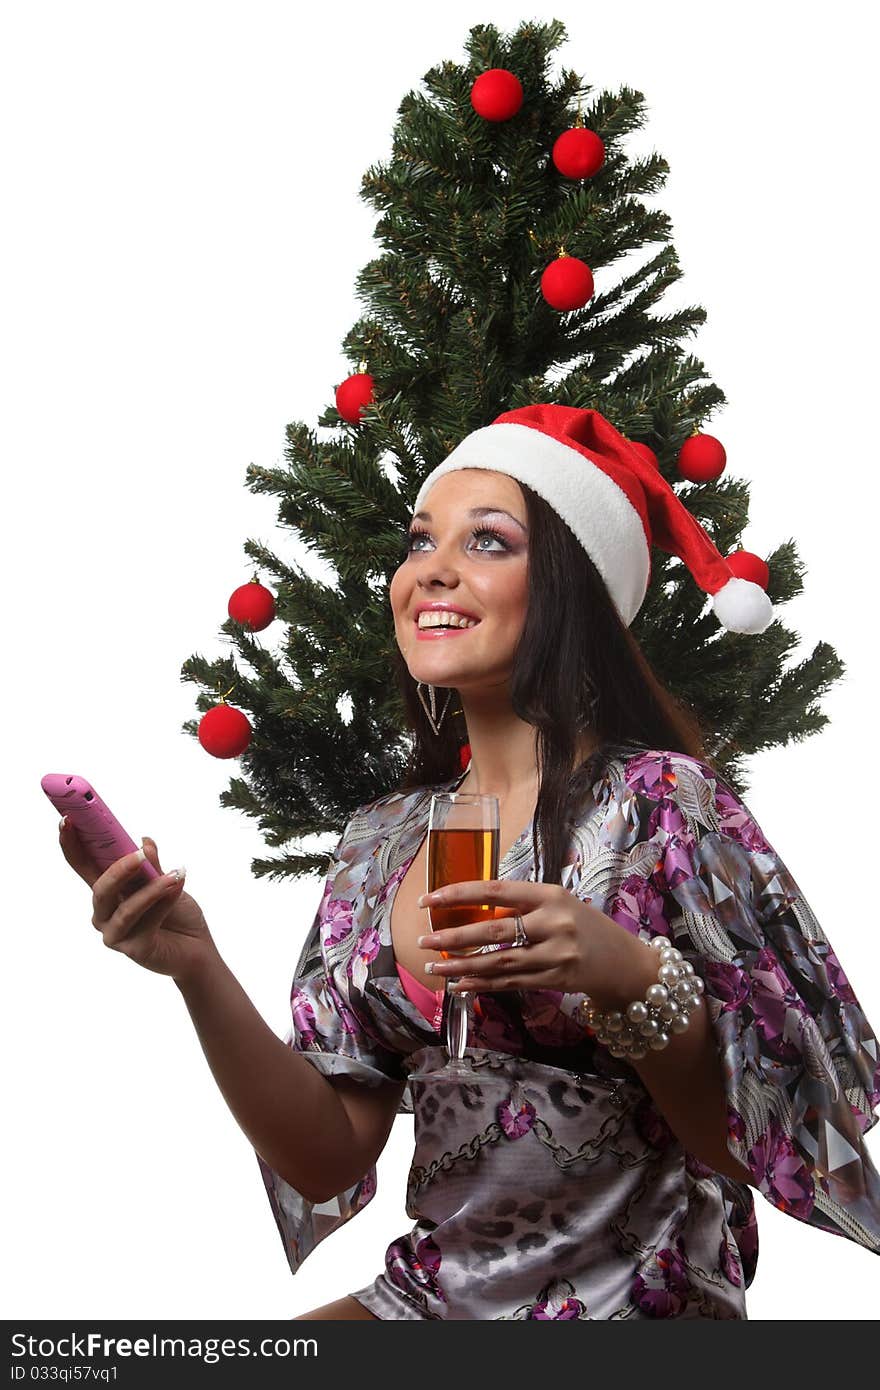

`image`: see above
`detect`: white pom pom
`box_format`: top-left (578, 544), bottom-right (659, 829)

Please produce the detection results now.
top-left (711, 577), bottom-right (774, 634)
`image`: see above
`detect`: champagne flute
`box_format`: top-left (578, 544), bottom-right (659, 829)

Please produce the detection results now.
top-left (409, 789), bottom-right (507, 1082)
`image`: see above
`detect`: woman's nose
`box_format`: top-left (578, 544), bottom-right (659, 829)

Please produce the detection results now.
top-left (417, 553), bottom-right (462, 584)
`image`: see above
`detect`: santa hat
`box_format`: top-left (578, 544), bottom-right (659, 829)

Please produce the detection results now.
top-left (413, 403), bottom-right (773, 635)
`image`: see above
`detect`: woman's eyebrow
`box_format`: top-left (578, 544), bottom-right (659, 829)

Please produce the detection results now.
top-left (412, 506), bottom-right (527, 534)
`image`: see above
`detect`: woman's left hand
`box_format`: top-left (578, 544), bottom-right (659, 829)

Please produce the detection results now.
top-left (417, 879), bottom-right (655, 1010)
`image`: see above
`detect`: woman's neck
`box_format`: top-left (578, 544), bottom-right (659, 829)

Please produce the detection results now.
top-left (456, 763), bottom-right (539, 802)
top-left (456, 730), bottom-right (603, 800)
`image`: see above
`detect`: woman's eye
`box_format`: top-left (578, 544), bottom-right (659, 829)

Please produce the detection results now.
top-left (404, 527), bottom-right (510, 553)
top-left (470, 527), bottom-right (508, 551)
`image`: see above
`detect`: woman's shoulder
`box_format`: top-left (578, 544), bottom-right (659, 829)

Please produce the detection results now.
top-left (345, 779), bottom-right (444, 839)
top-left (351, 768), bottom-right (465, 822)
top-left (328, 787), bottom-right (421, 879)
top-left (613, 744), bottom-right (722, 802)
top-left (612, 745), bottom-right (755, 848)
top-left (340, 771), bottom-right (469, 860)
top-left (347, 786), bottom-right (418, 830)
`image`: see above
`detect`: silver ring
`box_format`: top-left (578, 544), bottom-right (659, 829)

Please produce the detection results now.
top-left (512, 914), bottom-right (529, 948)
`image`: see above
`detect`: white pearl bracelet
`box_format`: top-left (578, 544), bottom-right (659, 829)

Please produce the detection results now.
top-left (576, 936), bottom-right (704, 1060)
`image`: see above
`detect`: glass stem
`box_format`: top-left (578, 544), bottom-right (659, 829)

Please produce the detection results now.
top-left (443, 981), bottom-right (468, 1059)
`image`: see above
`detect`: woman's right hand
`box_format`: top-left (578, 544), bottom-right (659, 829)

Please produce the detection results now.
top-left (59, 819), bottom-right (220, 985)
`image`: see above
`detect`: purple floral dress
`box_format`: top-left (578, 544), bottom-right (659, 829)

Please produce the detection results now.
top-left (256, 743), bottom-right (880, 1319)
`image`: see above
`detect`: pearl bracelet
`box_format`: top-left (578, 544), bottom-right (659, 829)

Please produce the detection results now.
top-left (576, 936), bottom-right (705, 1060)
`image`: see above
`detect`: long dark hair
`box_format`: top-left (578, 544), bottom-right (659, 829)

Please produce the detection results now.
top-left (390, 481), bottom-right (713, 886)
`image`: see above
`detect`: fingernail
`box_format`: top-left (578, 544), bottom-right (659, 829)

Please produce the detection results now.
top-left (136, 844), bottom-right (146, 863)
top-left (424, 961), bottom-right (435, 974)
top-left (164, 866), bottom-right (186, 884)
top-left (59, 816), bottom-right (69, 831)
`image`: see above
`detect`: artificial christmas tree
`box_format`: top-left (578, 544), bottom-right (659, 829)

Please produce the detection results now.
top-left (179, 17), bottom-right (842, 884)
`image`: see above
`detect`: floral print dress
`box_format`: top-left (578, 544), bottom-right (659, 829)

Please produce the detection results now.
top-left (255, 743), bottom-right (880, 1319)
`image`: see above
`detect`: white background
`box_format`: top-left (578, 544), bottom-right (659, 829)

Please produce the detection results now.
top-left (3, 0), bottom-right (878, 1321)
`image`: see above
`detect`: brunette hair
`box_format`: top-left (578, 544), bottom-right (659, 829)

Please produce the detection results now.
top-left (390, 479), bottom-right (713, 886)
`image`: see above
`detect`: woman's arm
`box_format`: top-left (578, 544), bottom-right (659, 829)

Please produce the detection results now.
top-left (175, 952), bottom-right (403, 1204)
top-left (601, 935), bottom-right (752, 1184)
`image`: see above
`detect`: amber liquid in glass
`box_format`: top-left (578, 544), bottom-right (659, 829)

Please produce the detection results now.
top-left (428, 825), bottom-right (516, 955)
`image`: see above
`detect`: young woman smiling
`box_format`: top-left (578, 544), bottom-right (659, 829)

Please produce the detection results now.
top-left (64, 405), bottom-right (880, 1320)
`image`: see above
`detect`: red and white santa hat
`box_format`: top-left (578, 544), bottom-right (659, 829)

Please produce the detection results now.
top-left (413, 403), bottom-right (773, 635)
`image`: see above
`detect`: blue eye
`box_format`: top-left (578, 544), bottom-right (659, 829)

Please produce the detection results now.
top-left (405, 526), bottom-right (511, 553)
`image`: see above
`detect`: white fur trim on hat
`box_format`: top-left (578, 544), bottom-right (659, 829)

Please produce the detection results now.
top-left (414, 422), bottom-right (650, 626)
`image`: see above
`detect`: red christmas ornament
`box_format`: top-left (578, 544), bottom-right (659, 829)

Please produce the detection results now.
top-left (470, 68), bottom-right (523, 122)
top-left (198, 701), bottom-right (252, 759)
top-left (540, 253), bottom-right (594, 311)
top-left (677, 433), bottom-right (727, 483)
top-left (459, 741), bottom-right (472, 772)
top-left (335, 372), bottom-right (374, 424)
top-left (228, 578), bottom-right (276, 632)
top-left (725, 550), bottom-right (770, 591)
top-left (628, 441), bottom-right (660, 470)
top-left (552, 126), bottom-right (605, 180)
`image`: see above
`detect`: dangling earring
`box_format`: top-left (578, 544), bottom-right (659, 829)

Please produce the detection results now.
top-left (416, 681), bottom-right (452, 736)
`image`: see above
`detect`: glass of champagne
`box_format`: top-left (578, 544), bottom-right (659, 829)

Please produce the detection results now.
top-left (409, 789), bottom-right (513, 1082)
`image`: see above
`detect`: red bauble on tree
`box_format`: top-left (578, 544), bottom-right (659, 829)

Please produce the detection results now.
top-left (628, 441), bottom-right (660, 470)
top-left (552, 126), bottom-right (605, 180)
top-left (540, 252), bottom-right (594, 311)
top-left (228, 577), bottom-right (276, 632)
top-left (470, 68), bottom-right (523, 122)
top-left (725, 550), bottom-right (770, 591)
top-left (198, 695), bottom-right (252, 760)
top-left (335, 371), bottom-right (375, 424)
top-left (678, 433), bottom-right (727, 483)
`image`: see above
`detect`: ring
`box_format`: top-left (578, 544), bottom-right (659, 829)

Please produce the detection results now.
top-left (511, 914), bottom-right (529, 948)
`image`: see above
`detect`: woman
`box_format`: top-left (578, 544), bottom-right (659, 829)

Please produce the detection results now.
top-left (62, 405), bottom-right (880, 1319)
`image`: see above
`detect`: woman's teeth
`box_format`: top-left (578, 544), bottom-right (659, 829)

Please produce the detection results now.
top-left (417, 612), bottom-right (479, 629)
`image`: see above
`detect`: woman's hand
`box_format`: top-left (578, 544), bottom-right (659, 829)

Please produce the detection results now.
top-left (417, 879), bottom-right (657, 1011)
top-left (59, 819), bottom-right (221, 986)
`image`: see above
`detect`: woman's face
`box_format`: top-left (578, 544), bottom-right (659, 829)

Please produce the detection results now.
top-left (390, 468), bottom-right (530, 695)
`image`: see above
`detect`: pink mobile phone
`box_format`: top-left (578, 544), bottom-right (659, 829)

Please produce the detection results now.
top-left (41, 773), bottom-right (159, 891)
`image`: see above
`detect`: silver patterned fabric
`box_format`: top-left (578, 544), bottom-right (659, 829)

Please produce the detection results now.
top-left (256, 743), bottom-right (880, 1319)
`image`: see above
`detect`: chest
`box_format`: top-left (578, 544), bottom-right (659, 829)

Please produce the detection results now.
top-left (388, 835), bottom-right (443, 984)
top-left (388, 800), bottom-right (536, 983)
